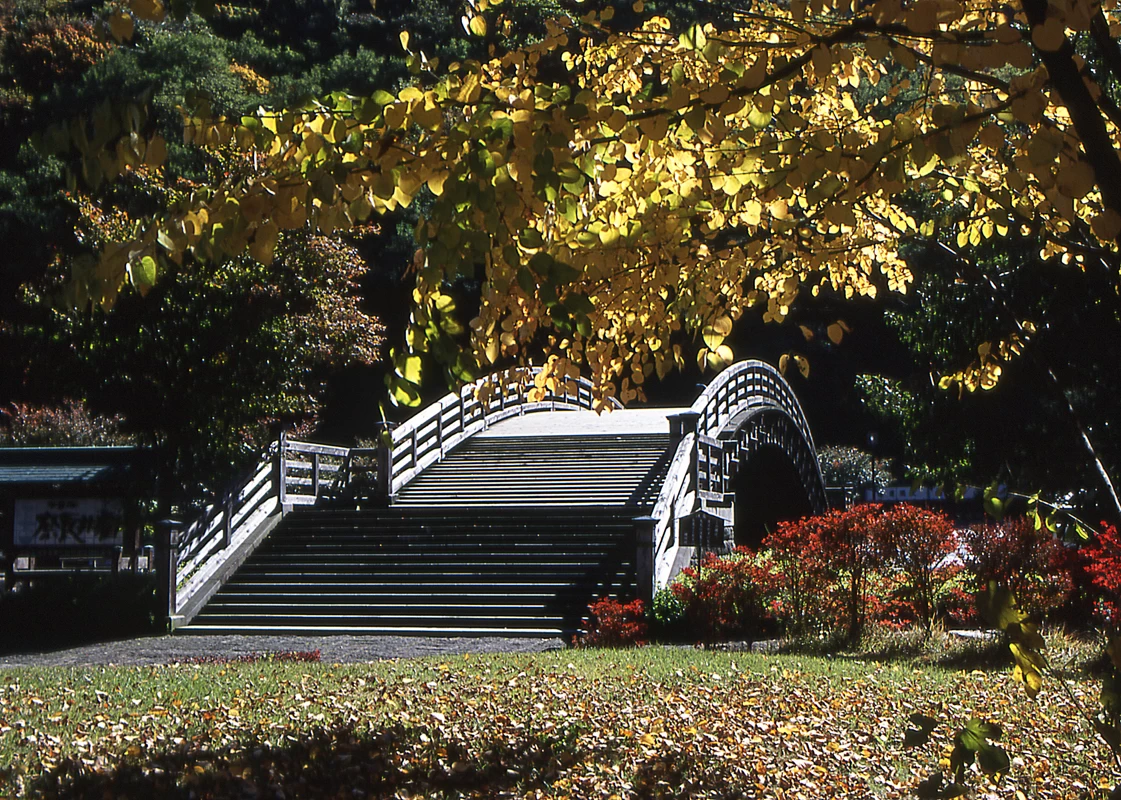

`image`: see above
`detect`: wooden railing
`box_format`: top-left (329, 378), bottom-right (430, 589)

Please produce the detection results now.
top-left (278, 435), bottom-right (351, 506)
top-left (385, 367), bottom-right (620, 496)
top-left (173, 448), bottom-right (282, 624)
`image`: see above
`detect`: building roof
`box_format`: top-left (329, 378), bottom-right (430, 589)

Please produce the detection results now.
top-left (0, 447), bottom-right (147, 486)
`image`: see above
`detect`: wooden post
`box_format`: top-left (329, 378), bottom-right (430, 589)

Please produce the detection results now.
top-left (667, 411), bottom-right (701, 448)
top-left (278, 430), bottom-right (289, 511)
top-left (376, 422), bottom-right (398, 500)
top-left (222, 494), bottom-right (233, 549)
top-left (632, 516), bottom-right (657, 605)
top-left (155, 520), bottom-right (182, 631)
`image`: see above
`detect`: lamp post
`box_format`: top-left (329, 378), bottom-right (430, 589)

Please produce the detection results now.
top-left (866, 431), bottom-right (879, 502)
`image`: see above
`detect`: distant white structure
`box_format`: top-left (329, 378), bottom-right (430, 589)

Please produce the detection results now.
top-left (863, 484), bottom-right (982, 503)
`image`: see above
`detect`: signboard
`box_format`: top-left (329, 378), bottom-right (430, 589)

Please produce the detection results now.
top-left (13, 498), bottom-right (124, 547)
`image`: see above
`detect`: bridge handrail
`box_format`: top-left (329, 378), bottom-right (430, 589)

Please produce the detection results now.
top-left (387, 366), bottom-right (622, 495)
top-left (649, 431), bottom-right (696, 586)
top-left (174, 447), bottom-right (282, 622)
top-left (688, 360), bottom-right (815, 447)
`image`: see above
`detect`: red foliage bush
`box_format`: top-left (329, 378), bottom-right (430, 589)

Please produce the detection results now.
top-left (760, 503), bottom-right (959, 638)
top-left (1083, 523), bottom-right (1121, 627)
top-left (875, 504), bottom-right (958, 632)
top-left (762, 514), bottom-right (840, 635)
top-left (670, 547), bottom-right (776, 642)
top-left (960, 516), bottom-right (1074, 618)
top-left (579, 597), bottom-right (647, 648)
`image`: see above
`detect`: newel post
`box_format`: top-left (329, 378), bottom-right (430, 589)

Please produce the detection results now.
top-left (667, 410), bottom-right (701, 448)
top-left (155, 519), bottom-right (182, 631)
top-left (632, 515), bottom-right (657, 605)
top-left (375, 421), bottom-right (399, 500)
top-left (278, 430), bottom-right (289, 513)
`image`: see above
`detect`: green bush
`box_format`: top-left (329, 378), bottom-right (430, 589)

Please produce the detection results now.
top-left (0, 572), bottom-right (160, 652)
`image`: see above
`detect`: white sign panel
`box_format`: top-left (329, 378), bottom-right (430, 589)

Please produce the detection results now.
top-left (14, 498), bottom-right (124, 547)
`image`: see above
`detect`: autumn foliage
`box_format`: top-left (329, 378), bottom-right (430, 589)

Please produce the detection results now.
top-left (959, 516), bottom-right (1076, 618)
top-left (578, 597), bottom-right (647, 648)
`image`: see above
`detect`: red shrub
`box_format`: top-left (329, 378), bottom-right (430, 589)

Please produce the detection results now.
top-left (670, 547), bottom-right (775, 642)
top-left (875, 505), bottom-right (958, 633)
top-left (960, 516), bottom-right (1073, 619)
top-left (763, 515), bottom-right (840, 635)
top-left (579, 597), bottom-right (647, 648)
top-left (1083, 523), bottom-right (1121, 628)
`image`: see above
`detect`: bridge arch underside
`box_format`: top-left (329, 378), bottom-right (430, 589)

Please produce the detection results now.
top-left (722, 409), bottom-right (826, 549)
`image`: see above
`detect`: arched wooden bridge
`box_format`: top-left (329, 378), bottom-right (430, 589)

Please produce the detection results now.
top-left (169, 360), bottom-right (826, 636)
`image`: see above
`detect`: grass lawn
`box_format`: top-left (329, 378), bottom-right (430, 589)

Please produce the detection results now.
top-left (0, 639), bottom-right (1114, 798)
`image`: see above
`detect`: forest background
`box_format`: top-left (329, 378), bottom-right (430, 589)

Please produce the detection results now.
top-left (0, 0), bottom-right (1117, 525)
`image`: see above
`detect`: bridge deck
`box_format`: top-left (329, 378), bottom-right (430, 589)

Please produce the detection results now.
top-left (394, 409), bottom-right (684, 508)
top-left (475, 407), bottom-right (685, 438)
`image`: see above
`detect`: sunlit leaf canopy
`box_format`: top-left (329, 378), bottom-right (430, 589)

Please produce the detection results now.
top-left (60, 0), bottom-right (1121, 408)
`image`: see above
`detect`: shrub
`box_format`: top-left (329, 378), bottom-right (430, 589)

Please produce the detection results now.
top-left (650, 586), bottom-right (687, 632)
top-left (960, 516), bottom-right (1074, 619)
top-left (669, 547), bottom-right (775, 643)
top-left (578, 597), bottom-right (647, 648)
top-left (0, 573), bottom-right (159, 653)
top-left (875, 504), bottom-right (958, 634)
top-left (1082, 523), bottom-right (1121, 628)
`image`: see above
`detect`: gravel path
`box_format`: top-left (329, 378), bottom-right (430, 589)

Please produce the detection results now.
top-left (0, 634), bottom-right (567, 668)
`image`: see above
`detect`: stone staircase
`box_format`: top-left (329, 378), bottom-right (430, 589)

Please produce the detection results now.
top-left (184, 420), bottom-right (672, 636)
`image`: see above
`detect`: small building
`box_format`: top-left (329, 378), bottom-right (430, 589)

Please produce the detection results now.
top-left (0, 447), bottom-right (154, 588)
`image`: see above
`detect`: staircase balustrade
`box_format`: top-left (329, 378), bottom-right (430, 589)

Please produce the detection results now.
top-left (384, 367), bottom-right (620, 496)
top-left (171, 448), bottom-right (283, 626)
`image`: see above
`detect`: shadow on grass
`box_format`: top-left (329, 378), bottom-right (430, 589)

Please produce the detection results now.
top-left (14, 721), bottom-right (587, 799)
top-left (12, 719), bottom-right (711, 799)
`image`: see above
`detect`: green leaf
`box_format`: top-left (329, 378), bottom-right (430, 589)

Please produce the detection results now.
top-left (516, 268), bottom-right (537, 294)
top-left (519, 228), bottom-right (545, 248)
top-left (565, 293), bottom-right (595, 316)
top-left (529, 252), bottom-right (555, 277)
top-left (960, 718), bottom-right (1002, 751)
top-left (978, 582), bottom-right (1027, 633)
top-left (550, 261), bottom-right (580, 283)
top-left (373, 89), bottom-right (396, 105)
top-left (385, 375), bottom-right (421, 407)
top-left (133, 255), bottom-right (157, 292)
top-left (976, 742), bottom-right (1011, 774)
top-left (396, 355), bottom-right (423, 384)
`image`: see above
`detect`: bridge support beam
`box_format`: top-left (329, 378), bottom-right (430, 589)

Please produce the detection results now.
top-left (632, 515), bottom-right (656, 605)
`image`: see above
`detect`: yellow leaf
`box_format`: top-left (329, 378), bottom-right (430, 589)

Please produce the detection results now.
top-left (129, 0), bottom-right (165, 21)
top-left (799, 324), bottom-right (814, 341)
top-left (249, 221), bottom-right (279, 265)
top-left (827, 323), bottom-right (844, 345)
top-left (469, 14), bottom-right (487, 36)
top-left (427, 171), bottom-right (449, 196)
top-left (1092, 209), bottom-right (1121, 242)
top-left (702, 325), bottom-right (725, 350)
top-left (778, 353), bottom-right (790, 375)
top-left (1031, 18), bottom-right (1065, 52)
top-left (144, 134), bottom-right (167, 168)
top-left (399, 30), bottom-right (410, 51)
top-left (711, 315), bottom-right (733, 336)
top-left (794, 354), bottom-right (810, 378)
top-left (108, 12), bottom-right (135, 42)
